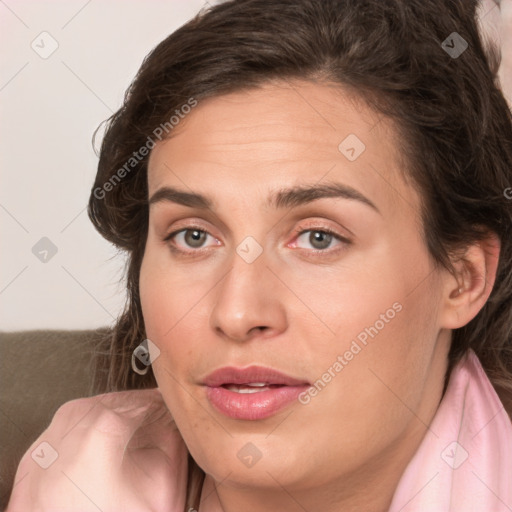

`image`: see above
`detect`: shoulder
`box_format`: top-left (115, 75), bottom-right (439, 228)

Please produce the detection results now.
top-left (44, 387), bottom-right (185, 462)
top-left (51, 387), bottom-right (170, 432)
top-left (6, 388), bottom-right (189, 511)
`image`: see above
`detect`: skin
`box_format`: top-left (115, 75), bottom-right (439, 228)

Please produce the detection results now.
top-left (139, 80), bottom-right (499, 512)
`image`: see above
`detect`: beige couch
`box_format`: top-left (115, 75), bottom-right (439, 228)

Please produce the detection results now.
top-left (0, 329), bottom-right (110, 510)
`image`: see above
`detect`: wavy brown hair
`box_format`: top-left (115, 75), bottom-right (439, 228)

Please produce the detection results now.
top-left (87, 0), bottom-right (512, 509)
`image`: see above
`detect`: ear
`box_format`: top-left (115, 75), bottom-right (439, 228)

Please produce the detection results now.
top-left (440, 232), bottom-right (501, 329)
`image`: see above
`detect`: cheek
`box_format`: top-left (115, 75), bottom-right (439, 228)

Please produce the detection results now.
top-left (139, 246), bottom-right (215, 404)
top-left (289, 230), bottom-right (435, 361)
top-left (140, 251), bottom-right (184, 377)
top-left (295, 230), bottom-right (440, 400)
top-left (139, 245), bottom-right (205, 343)
top-left (298, 239), bottom-right (441, 432)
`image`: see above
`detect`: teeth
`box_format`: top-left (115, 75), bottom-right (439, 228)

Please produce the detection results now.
top-left (230, 386), bottom-right (269, 394)
top-left (225, 383), bottom-right (272, 393)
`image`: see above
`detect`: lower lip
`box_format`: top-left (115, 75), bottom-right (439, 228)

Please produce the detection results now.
top-left (205, 385), bottom-right (309, 420)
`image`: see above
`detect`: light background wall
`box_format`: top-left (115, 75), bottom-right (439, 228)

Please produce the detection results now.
top-left (0, 0), bottom-right (207, 331)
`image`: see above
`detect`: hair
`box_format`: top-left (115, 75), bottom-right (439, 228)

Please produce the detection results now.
top-left (87, 0), bottom-right (512, 509)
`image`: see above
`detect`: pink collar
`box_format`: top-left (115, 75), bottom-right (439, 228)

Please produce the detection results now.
top-left (389, 349), bottom-right (512, 511)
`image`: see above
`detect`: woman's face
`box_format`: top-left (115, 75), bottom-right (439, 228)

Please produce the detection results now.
top-left (140, 81), bottom-right (453, 501)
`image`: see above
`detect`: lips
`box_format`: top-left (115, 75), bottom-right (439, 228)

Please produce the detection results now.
top-left (202, 366), bottom-right (310, 420)
top-left (203, 366), bottom-right (309, 387)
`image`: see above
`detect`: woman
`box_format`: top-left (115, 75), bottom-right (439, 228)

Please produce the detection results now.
top-left (6, 0), bottom-right (512, 511)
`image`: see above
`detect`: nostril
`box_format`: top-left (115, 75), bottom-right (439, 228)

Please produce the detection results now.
top-left (247, 326), bottom-right (267, 336)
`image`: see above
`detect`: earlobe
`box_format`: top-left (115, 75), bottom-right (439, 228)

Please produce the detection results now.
top-left (441, 232), bottom-right (501, 329)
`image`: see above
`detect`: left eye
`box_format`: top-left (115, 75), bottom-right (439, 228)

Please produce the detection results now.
top-left (293, 229), bottom-right (347, 251)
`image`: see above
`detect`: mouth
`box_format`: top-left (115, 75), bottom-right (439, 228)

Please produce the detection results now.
top-left (202, 366), bottom-right (311, 420)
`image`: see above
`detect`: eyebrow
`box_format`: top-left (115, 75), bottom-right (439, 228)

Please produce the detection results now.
top-left (148, 182), bottom-right (380, 214)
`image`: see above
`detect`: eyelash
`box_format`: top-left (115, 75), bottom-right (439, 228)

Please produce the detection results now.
top-left (163, 224), bottom-right (351, 258)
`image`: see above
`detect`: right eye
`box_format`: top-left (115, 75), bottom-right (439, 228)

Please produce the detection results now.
top-left (164, 227), bottom-right (221, 254)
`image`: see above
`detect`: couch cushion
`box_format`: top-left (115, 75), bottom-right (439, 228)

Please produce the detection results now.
top-left (0, 328), bottom-right (109, 509)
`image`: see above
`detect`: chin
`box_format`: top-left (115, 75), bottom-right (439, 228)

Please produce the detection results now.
top-left (196, 436), bottom-right (308, 487)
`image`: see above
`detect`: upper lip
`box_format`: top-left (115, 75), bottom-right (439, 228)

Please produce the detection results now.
top-left (202, 366), bottom-right (310, 387)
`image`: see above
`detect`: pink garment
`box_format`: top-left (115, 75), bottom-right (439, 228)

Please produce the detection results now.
top-left (388, 349), bottom-right (512, 512)
top-left (6, 349), bottom-right (512, 511)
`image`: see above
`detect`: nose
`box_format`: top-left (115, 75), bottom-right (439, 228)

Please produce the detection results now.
top-left (209, 245), bottom-right (288, 343)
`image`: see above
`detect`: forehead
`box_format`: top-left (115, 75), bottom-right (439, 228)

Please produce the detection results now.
top-left (147, 80), bottom-right (421, 217)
